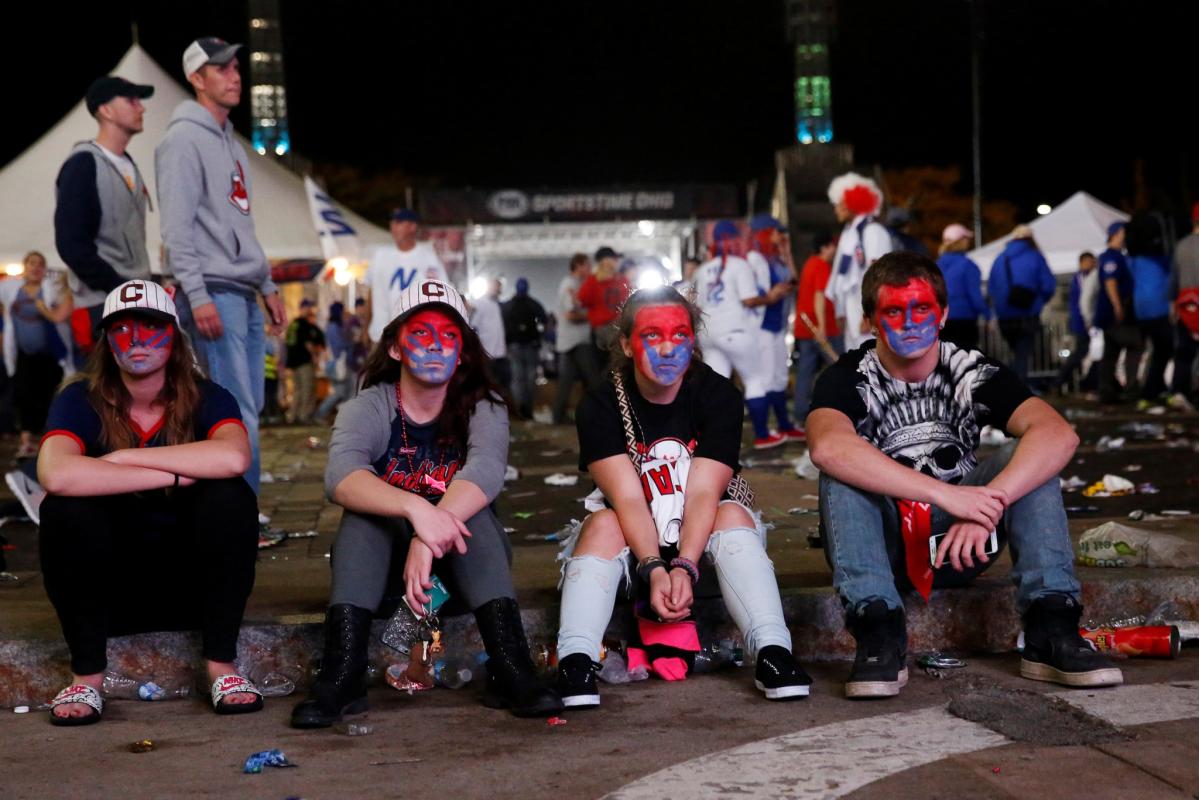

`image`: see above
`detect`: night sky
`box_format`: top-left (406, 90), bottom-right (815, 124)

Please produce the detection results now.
top-left (5, 1), bottom-right (1195, 221)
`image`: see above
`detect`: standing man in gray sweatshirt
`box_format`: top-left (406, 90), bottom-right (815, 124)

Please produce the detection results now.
top-left (156, 37), bottom-right (287, 495)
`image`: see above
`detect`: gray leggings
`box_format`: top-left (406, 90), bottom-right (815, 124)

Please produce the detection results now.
top-left (329, 505), bottom-right (515, 612)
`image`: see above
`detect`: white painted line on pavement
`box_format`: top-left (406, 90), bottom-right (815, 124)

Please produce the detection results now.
top-left (605, 682), bottom-right (1199, 800)
top-left (605, 706), bottom-right (1007, 800)
top-left (1054, 680), bottom-right (1199, 727)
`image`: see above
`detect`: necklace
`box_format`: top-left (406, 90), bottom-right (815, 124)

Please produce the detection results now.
top-left (394, 381), bottom-right (449, 496)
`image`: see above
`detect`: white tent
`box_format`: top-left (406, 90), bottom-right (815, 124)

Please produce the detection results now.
top-left (0, 45), bottom-right (389, 272)
top-left (968, 191), bottom-right (1130, 277)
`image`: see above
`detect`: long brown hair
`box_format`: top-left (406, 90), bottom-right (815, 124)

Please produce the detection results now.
top-left (360, 308), bottom-right (509, 449)
top-left (607, 286), bottom-right (705, 376)
top-left (71, 319), bottom-right (205, 451)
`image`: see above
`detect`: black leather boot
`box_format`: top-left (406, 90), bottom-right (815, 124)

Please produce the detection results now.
top-left (475, 598), bottom-right (564, 718)
top-left (291, 604), bottom-right (374, 728)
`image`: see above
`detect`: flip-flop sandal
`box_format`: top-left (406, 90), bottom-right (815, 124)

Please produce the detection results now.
top-left (49, 683), bottom-right (103, 727)
top-left (210, 674), bottom-right (264, 715)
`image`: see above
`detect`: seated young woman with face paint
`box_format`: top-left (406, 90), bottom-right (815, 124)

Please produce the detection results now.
top-left (291, 279), bottom-right (562, 728)
top-left (806, 252), bottom-right (1122, 698)
top-left (554, 286), bottom-right (812, 706)
top-left (37, 280), bottom-right (261, 726)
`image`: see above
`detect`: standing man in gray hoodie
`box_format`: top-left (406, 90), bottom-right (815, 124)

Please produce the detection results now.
top-left (156, 37), bottom-right (287, 495)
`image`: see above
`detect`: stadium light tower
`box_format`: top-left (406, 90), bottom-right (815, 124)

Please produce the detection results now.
top-left (247, 0), bottom-right (291, 160)
top-left (787, 0), bottom-right (834, 145)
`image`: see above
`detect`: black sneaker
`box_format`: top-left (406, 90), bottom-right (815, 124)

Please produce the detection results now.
top-left (845, 599), bottom-right (908, 699)
top-left (555, 653), bottom-right (601, 708)
top-left (754, 645), bottom-right (812, 700)
top-left (1021, 594), bottom-right (1123, 688)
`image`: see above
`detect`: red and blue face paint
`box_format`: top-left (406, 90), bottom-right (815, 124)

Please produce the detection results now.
top-left (399, 310), bottom-right (461, 385)
top-left (106, 314), bottom-right (174, 375)
top-left (874, 279), bottom-right (942, 358)
top-left (631, 305), bottom-right (694, 387)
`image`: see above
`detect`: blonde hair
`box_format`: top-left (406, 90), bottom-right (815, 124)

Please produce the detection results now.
top-left (938, 237), bottom-right (972, 256)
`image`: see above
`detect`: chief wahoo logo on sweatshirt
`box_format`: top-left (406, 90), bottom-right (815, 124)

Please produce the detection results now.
top-left (228, 161), bottom-right (250, 215)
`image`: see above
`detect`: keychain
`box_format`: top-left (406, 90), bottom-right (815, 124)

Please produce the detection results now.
top-left (402, 618), bottom-right (443, 689)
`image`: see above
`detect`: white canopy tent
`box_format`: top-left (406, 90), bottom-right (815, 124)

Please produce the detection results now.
top-left (0, 45), bottom-right (389, 273)
top-left (968, 191), bottom-right (1130, 277)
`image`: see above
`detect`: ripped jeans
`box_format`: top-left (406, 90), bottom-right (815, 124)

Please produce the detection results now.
top-left (556, 515), bottom-right (792, 662)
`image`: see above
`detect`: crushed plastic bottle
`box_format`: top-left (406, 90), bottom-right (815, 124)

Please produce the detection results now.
top-left (103, 673), bottom-right (189, 701)
top-left (336, 721), bottom-right (374, 736)
top-left (597, 651), bottom-right (631, 684)
top-left (251, 669), bottom-right (297, 698)
top-left (433, 657), bottom-right (474, 689)
top-left (691, 639), bottom-right (744, 674)
top-left (364, 663), bottom-right (383, 686)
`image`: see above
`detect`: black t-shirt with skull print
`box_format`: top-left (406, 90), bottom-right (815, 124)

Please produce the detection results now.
top-left (809, 341), bottom-right (1032, 484)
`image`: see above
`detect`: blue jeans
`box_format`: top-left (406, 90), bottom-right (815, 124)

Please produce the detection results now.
top-left (819, 440), bottom-right (1079, 616)
top-left (793, 335), bottom-right (843, 423)
top-left (998, 317), bottom-right (1038, 383)
top-left (509, 341), bottom-right (540, 413)
top-left (192, 291), bottom-right (265, 495)
top-left (316, 376), bottom-right (354, 421)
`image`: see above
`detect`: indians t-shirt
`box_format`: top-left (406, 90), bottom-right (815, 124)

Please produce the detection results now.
top-left (576, 362), bottom-right (743, 545)
top-left (809, 341), bottom-right (1031, 484)
top-left (373, 404), bottom-right (463, 504)
top-left (43, 379), bottom-right (244, 455)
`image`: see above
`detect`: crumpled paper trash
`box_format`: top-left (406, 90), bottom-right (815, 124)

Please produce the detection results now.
top-left (1082, 474), bottom-right (1136, 497)
top-left (792, 451), bottom-right (819, 480)
top-left (1076, 521), bottom-right (1199, 568)
top-left (544, 473), bottom-right (579, 487)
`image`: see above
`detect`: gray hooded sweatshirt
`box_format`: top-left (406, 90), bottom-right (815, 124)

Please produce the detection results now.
top-left (155, 100), bottom-right (278, 308)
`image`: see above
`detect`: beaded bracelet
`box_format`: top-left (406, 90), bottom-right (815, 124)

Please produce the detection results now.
top-left (669, 557), bottom-right (700, 586)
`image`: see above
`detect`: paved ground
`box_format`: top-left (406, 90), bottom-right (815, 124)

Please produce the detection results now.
top-left (2, 390), bottom-right (1199, 798)
top-left (2, 658), bottom-right (1197, 800)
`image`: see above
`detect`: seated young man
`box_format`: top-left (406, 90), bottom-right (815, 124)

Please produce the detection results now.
top-left (807, 251), bottom-right (1122, 698)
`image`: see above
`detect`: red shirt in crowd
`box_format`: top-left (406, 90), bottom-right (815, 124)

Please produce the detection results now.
top-left (577, 273), bottom-right (631, 330)
top-left (794, 254), bottom-right (840, 339)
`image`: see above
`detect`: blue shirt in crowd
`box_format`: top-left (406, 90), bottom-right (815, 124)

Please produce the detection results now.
top-left (937, 252), bottom-right (992, 322)
top-left (985, 239), bottom-right (1056, 320)
top-left (1130, 253), bottom-right (1171, 321)
top-left (1093, 247), bottom-right (1134, 328)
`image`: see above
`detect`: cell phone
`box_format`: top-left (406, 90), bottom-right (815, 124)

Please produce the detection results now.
top-left (929, 529), bottom-right (998, 567)
top-left (404, 573), bottom-right (450, 617)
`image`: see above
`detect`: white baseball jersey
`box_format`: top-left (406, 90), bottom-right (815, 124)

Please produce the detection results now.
top-left (825, 215), bottom-right (893, 350)
top-left (693, 255), bottom-right (761, 334)
top-left (366, 242), bottom-right (448, 341)
top-left (581, 436), bottom-right (693, 547)
top-left (746, 251), bottom-right (771, 297)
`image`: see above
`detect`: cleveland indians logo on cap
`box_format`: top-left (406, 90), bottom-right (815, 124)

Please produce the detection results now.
top-left (120, 282), bottom-right (146, 303)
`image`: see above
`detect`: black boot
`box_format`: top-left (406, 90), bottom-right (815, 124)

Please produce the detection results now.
top-left (845, 599), bottom-right (908, 699)
top-left (291, 604), bottom-right (374, 728)
top-left (1021, 594), bottom-right (1123, 688)
top-left (475, 598), bottom-right (564, 717)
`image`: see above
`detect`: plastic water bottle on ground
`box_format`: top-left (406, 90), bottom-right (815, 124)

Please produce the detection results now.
top-left (597, 651), bottom-right (631, 684)
top-left (102, 673), bottom-right (190, 700)
top-left (433, 657), bottom-right (474, 689)
top-left (691, 640), bottom-right (744, 674)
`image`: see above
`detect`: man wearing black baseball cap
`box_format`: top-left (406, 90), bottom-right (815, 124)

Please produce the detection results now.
top-left (54, 75), bottom-right (156, 350)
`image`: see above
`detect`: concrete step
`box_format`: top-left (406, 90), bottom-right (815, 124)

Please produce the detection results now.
top-left (4, 569), bottom-right (1196, 708)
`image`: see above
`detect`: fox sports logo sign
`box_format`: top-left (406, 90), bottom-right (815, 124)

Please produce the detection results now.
top-left (487, 190), bottom-right (530, 220)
